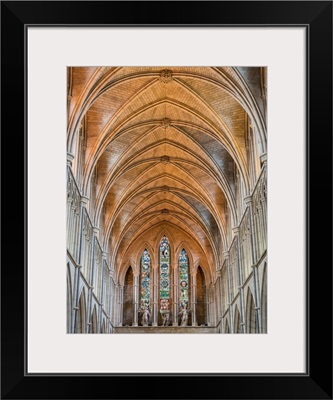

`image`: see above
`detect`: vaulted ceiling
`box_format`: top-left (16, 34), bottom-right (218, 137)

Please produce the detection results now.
top-left (67, 67), bottom-right (266, 282)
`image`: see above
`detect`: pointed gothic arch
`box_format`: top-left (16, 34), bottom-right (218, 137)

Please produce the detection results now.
top-left (101, 318), bottom-right (107, 333)
top-left (246, 287), bottom-right (257, 333)
top-left (76, 288), bottom-right (87, 334)
top-left (66, 66), bottom-right (268, 335)
top-left (196, 265), bottom-right (206, 326)
top-left (234, 305), bottom-right (242, 334)
top-left (91, 304), bottom-right (98, 333)
top-left (123, 266), bottom-right (134, 326)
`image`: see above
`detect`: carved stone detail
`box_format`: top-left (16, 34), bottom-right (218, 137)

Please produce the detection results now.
top-left (160, 69), bottom-right (172, 83)
top-left (160, 155), bottom-right (170, 164)
top-left (161, 118), bottom-right (171, 129)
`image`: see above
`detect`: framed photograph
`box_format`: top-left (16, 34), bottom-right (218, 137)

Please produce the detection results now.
top-left (1, 1), bottom-right (332, 399)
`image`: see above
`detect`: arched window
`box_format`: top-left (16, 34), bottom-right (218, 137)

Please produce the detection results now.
top-left (179, 249), bottom-right (189, 309)
top-left (159, 236), bottom-right (170, 312)
top-left (140, 249), bottom-right (151, 310)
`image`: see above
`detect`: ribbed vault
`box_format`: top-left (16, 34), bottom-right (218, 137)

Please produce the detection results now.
top-left (68, 66), bottom-right (266, 284)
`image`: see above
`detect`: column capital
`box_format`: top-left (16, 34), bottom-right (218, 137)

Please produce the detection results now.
top-left (80, 195), bottom-right (89, 206)
top-left (260, 153), bottom-right (267, 166)
top-left (67, 152), bottom-right (74, 167)
top-left (232, 226), bottom-right (240, 235)
top-left (223, 251), bottom-right (229, 260)
top-left (249, 120), bottom-right (256, 131)
top-left (244, 195), bottom-right (252, 206)
top-left (102, 251), bottom-right (108, 260)
top-left (92, 227), bottom-right (100, 236)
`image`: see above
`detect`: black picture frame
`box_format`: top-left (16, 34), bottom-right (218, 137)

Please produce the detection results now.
top-left (1, 1), bottom-right (332, 399)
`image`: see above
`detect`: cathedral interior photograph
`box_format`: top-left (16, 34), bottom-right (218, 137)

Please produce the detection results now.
top-left (66, 66), bottom-right (267, 334)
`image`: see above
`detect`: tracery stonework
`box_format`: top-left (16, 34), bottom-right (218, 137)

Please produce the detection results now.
top-left (159, 69), bottom-right (172, 83)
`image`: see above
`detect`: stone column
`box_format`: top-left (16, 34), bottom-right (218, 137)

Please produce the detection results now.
top-left (76, 195), bottom-right (89, 262)
top-left (72, 264), bottom-right (82, 333)
top-left (209, 284), bottom-right (216, 326)
top-left (119, 285), bottom-right (124, 326)
top-left (109, 278), bottom-right (114, 331)
top-left (152, 266), bottom-right (158, 326)
top-left (133, 272), bottom-right (139, 326)
top-left (223, 251), bottom-right (233, 333)
top-left (191, 269), bottom-right (197, 326)
top-left (244, 196), bottom-right (261, 333)
top-left (67, 192), bottom-right (74, 254)
top-left (112, 283), bottom-right (117, 328)
top-left (260, 154), bottom-right (267, 243)
top-left (251, 265), bottom-right (261, 333)
top-left (73, 195), bottom-right (89, 334)
top-left (254, 201), bottom-right (262, 257)
top-left (219, 273), bottom-right (223, 322)
top-left (87, 227), bottom-right (99, 333)
top-left (233, 226), bottom-right (245, 333)
top-left (99, 252), bottom-right (107, 333)
top-left (206, 285), bottom-right (211, 326)
top-left (66, 153), bottom-right (76, 256)
top-left (173, 265), bottom-right (179, 326)
top-left (215, 271), bottom-right (222, 329)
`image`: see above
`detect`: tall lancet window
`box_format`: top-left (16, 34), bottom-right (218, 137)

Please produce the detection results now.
top-left (140, 249), bottom-right (151, 310)
top-left (159, 236), bottom-right (170, 311)
top-left (179, 249), bottom-right (189, 309)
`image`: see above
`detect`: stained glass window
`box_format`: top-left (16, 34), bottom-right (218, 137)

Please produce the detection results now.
top-left (159, 236), bottom-right (170, 311)
top-left (179, 249), bottom-right (189, 309)
top-left (140, 249), bottom-right (151, 310)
